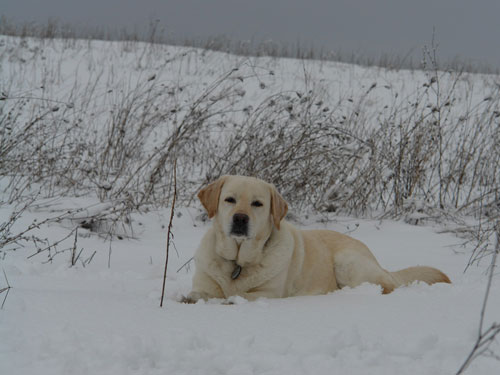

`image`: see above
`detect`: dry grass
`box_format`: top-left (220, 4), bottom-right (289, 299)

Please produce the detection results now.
top-left (0, 33), bottom-right (498, 263)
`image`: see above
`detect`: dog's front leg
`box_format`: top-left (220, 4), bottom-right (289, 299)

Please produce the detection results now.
top-left (182, 270), bottom-right (225, 303)
top-left (238, 289), bottom-right (282, 301)
top-left (238, 274), bottom-right (288, 301)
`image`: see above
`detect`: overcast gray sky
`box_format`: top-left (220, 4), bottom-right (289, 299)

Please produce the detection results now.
top-left (2, 0), bottom-right (500, 69)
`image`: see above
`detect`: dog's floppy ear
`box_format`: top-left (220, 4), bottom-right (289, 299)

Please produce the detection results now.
top-left (198, 176), bottom-right (227, 218)
top-left (270, 185), bottom-right (288, 230)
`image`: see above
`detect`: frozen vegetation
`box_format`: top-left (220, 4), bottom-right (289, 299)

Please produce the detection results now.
top-left (0, 35), bottom-right (499, 374)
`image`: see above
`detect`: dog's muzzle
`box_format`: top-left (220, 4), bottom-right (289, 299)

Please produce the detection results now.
top-left (230, 213), bottom-right (249, 237)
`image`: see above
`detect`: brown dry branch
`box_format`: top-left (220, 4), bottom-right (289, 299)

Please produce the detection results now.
top-left (160, 158), bottom-right (177, 308)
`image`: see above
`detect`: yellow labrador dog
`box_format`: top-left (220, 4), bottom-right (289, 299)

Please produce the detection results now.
top-left (184, 175), bottom-right (450, 302)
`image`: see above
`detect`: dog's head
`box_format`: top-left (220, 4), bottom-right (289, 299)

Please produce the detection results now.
top-left (198, 175), bottom-right (288, 241)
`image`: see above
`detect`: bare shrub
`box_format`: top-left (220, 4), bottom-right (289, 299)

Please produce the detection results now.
top-left (1, 35), bottom-right (498, 256)
top-left (1, 44), bottom-right (255, 235)
top-left (201, 66), bottom-right (499, 224)
top-left (2, 37), bottom-right (499, 219)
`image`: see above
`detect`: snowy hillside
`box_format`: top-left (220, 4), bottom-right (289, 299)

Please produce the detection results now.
top-left (1, 36), bottom-right (499, 374)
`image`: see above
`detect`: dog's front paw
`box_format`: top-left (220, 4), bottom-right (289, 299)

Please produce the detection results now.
top-left (179, 295), bottom-right (197, 304)
top-left (179, 291), bottom-right (206, 304)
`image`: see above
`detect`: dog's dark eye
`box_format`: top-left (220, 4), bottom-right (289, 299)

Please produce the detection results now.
top-left (251, 200), bottom-right (263, 207)
top-left (225, 197), bottom-right (236, 204)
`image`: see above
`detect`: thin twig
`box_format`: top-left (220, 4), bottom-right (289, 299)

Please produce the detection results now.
top-left (176, 256), bottom-right (194, 273)
top-left (84, 250), bottom-right (97, 266)
top-left (160, 158), bottom-right (177, 308)
top-left (456, 222), bottom-right (500, 374)
top-left (27, 228), bottom-right (76, 259)
top-left (1, 269), bottom-right (12, 309)
top-left (71, 228), bottom-right (78, 266)
top-left (108, 239), bottom-right (112, 269)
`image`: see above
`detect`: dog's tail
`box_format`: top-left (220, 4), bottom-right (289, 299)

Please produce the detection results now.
top-left (390, 266), bottom-right (451, 290)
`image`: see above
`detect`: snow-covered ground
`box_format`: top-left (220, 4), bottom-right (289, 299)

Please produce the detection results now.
top-left (1, 35), bottom-right (499, 374)
top-left (0, 198), bottom-right (499, 375)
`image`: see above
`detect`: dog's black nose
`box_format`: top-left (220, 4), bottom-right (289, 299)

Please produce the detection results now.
top-left (233, 213), bottom-right (249, 226)
top-left (231, 213), bottom-right (249, 236)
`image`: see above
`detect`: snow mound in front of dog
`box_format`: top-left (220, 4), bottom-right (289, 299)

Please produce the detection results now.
top-left (0, 203), bottom-right (499, 375)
